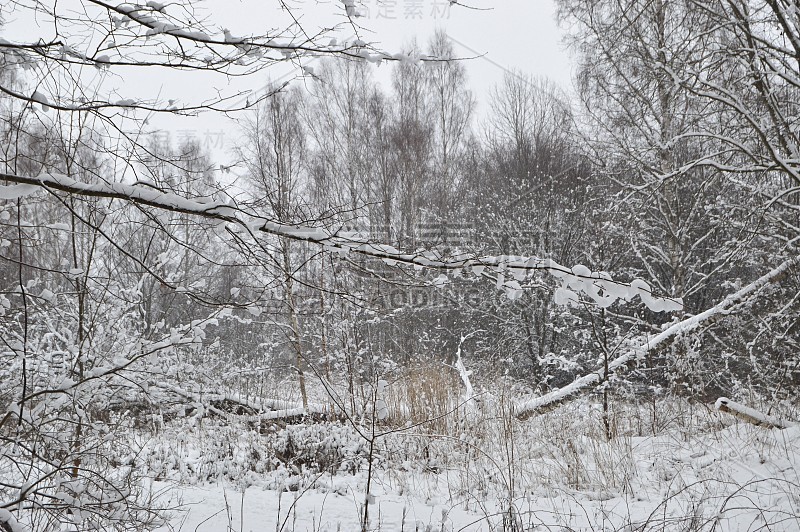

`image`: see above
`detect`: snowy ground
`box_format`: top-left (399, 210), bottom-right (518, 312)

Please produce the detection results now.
top-left (142, 400), bottom-right (800, 531)
top-left (157, 482), bottom-right (496, 531)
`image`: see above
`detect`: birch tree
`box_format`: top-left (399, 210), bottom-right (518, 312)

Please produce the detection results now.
top-left (238, 87), bottom-right (313, 409)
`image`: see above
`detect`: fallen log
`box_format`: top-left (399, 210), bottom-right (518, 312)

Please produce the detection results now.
top-left (513, 255), bottom-right (800, 420)
top-left (714, 397), bottom-right (792, 429)
top-left (150, 382), bottom-right (338, 423)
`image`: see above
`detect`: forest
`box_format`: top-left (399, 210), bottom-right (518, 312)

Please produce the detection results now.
top-left (0, 0), bottom-right (799, 530)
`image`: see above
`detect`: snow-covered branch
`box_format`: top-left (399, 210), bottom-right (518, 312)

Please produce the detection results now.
top-left (514, 254), bottom-right (800, 419)
top-left (0, 171), bottom-right (683, 312)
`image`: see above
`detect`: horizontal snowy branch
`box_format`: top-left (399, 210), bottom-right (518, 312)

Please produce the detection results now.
top-left (0, 172), bottom-right (682, 312)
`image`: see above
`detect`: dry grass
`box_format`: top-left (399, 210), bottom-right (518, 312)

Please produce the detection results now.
top-left (384, 363), bottom-right (464, 431)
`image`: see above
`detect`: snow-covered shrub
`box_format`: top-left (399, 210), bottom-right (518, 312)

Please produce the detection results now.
top-left (0, 277), bottom-right (175, 530)
top-left (140, 419), bottom-right (374, 487)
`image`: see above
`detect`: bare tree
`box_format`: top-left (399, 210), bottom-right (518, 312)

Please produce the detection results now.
top-left (424, 31), bottom-right (475, 223)
top-left (238, 87), bottom-right (313, 408)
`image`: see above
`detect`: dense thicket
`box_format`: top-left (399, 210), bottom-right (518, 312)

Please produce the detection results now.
top-left (2, 5), bottom-right (800, 528)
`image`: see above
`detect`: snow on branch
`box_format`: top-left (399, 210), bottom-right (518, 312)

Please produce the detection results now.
top-left (714, 397), bottom-right (793, 429)
top-left (0, 172), bottom-right (683, 312)
top-left (0, 509), bottom-right (24, 532)
top-left (514, 255), bottom-right (800, 420)
top-left (0, 1), bottom-right (467, 116)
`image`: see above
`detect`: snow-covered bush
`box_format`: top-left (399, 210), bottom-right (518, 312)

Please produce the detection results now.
top-left (139, 420), bottom-right (374, 488)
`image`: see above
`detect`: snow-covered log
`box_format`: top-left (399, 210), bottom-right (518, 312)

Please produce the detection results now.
top-left (514, 255), bottom-right (800, 420)
top-left (152, 382), bottom-right (330, 421)
top-left (714, 397), bottom-right (793, 429)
